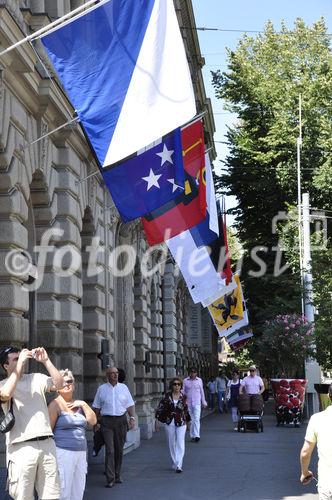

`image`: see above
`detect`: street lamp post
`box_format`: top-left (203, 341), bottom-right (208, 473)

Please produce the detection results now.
top-left (302, 193), bottom-right (321, 415)
top-left (296, 97), bottom-right (320, 415)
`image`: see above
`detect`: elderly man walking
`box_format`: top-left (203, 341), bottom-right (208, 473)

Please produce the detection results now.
top-left (0, 346), bottom-right (64, 500)
top-left (93, 366), bottom-right (136, 488)
top-left (183, 367), bottom-right (207, 442)
top-left (300, 383), bottom-right (332, 499)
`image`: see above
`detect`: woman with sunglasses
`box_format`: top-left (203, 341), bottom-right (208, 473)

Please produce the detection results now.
top-left (48, 369), bottom-right (97, 500)
top-left (155, 377), bottom-right (190, 473)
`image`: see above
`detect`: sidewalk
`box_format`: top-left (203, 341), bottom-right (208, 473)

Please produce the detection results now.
top-left (84, 407), bottom-right (319, 500)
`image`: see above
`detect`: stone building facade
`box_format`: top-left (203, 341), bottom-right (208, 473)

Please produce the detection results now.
top-left (0, 0), bottom-right (218, 453)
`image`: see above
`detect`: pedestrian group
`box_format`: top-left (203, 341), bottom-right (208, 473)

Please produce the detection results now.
top-left (3, 347), bottom-right (325, 500)
top-left (0, 346), bottom-right (136, 499)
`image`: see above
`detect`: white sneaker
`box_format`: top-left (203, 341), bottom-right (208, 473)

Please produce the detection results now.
top-left (234, 426), bottom-right (238, 431)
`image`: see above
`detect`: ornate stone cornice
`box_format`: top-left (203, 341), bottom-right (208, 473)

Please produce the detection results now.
top-left (118, 219), bottom-right (140, 242)
top-left (38, 118), bottom-right (48, 172)
top-left (0, 1), bottom-right (25, 30)
top-left (107, 205), bottom-right (120, 227)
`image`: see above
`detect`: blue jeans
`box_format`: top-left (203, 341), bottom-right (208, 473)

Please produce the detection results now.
top-left (217, 391), bottom-right (226, 413)
top-left (208, 393), bottom-right (215, 410)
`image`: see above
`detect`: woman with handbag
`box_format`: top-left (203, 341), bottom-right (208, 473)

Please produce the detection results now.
top-left (155, 377), bottom-right (190, 473)
top-left (48, 369), bottom-right (96, 500)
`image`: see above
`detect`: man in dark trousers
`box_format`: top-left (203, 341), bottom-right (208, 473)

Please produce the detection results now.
top-left (93, 366), bottom-right (136, 488)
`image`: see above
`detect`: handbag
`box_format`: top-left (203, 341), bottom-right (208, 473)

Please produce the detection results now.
top-left (0, 399), bottom-right (15, 433)
top-left (155, 397), bottom-right (172, 425)
top-left (92, 428), bottom-right (105, 457)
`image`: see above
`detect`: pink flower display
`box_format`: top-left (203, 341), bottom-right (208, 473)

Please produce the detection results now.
top-left (259, 313), bottom-right (315, 378)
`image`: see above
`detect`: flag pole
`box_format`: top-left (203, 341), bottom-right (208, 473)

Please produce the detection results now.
top-left (0, 0), bottom-right (110, 58)
top-left (76, 170), bottom-right (101, 185)
top-left (20, 116), bottom-right (79, 151)
top-left (297, 94), bottom-right (304, 314)
top-left (181, 110), bottom-right (207, 130)
top-left (303, 192), bottom-right (321, 415)
top-left (302, 193), bottom-right (314, 324)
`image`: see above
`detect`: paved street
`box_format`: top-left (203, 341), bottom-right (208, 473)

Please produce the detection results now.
top-left (84, 407), bottom-right (319, 500)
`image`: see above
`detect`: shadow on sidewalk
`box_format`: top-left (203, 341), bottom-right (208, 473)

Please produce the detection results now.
top-left (84, 406), bottom-right (318, 500)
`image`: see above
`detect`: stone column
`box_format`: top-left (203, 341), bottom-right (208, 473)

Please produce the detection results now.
top-left (0, 76), bottom-right (30, 347)
top-left (80, 180), bottom-right (108, 402)
top-left (149, 276), bottom-right (164, 410)
top-left (39, 145), bottom-right (84, 396)
top-left (133, 259), bottom-right (153, 439)
top-left (162, 262), bottom-right (177, 382)
top-left (113, 222), bottom-right (139, 450)
top-left (0, 183), bottom-right (29, 346)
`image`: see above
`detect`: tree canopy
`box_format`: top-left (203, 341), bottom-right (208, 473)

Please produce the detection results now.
top-left (212, 19), bottom-right (332, 368)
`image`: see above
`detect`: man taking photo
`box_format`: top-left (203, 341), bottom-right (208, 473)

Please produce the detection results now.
top-left (0, 346), bottom-right (64, 500)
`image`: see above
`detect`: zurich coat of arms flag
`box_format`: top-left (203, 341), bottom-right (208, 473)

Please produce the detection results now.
top-left (41, 0), bottom-right (196, 168)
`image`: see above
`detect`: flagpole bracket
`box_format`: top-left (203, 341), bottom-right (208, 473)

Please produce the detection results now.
top-left (75, 170), bottom-right (101, 185)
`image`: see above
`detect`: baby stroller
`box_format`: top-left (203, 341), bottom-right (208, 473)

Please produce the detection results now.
top-left (237, 394), bottom-right (264, 433)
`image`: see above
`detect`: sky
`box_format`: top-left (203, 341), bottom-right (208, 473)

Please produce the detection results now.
top-left (192, 0), bottom-right (332, 218)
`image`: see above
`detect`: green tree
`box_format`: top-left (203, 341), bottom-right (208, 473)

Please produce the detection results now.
top-left (312, 248), bottom-right (332, 369)
top-left (212, 19), bottom-right (332, 364)
top-left (227, 227), bottom-right (243, 264)
top-left (233, 347), bottom-right (254, 369)
top-left (255, 314), bottom-right (315, 377)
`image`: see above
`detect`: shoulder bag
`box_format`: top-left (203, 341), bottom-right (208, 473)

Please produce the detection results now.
top-left (0, 399), bottom-right (15, 433)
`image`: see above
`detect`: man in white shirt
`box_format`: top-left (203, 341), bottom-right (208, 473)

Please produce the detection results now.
top-left (0, 345), bottom-right (64, 500)
top-left (300, 384), bottom-right (332, 499)
top-left (239, 365), bottom-right (264, 395)
top-left (183, 367), bottom-right (207, 442)
top-left (93, 366), bottom-right (135, 488)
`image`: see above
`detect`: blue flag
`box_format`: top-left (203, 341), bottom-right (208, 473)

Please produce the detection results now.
top-left (102, 130), bottom-right (185, 222)
top-left (41, 0), bottom-right (195, 167)
top-left (189, 212), bottom-right (218, 248)
top-left (186, 154), bottom-right (219, 248)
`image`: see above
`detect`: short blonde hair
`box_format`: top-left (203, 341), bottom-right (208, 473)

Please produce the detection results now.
top-left (59, 369), bottom-right (75, 382)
